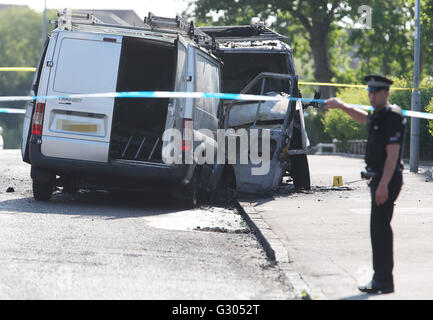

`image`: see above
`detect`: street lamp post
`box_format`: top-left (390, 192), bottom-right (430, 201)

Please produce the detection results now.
top-left (410, 0), bottom-right (421, 173)
top-left (42, 0), bottom-right (47, 47)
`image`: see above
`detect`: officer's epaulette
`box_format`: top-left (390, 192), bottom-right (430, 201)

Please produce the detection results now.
top-left (387, 104), bottom-right (403, 116)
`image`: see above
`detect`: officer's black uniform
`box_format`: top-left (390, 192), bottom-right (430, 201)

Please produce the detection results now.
top-left (361, 75), bottom-right (406, 293)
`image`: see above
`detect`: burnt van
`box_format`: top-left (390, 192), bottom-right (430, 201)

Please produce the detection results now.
top-left (22, 11), bottom-right (222, 206)
top-left (199, 24), bottom-right (312, 194)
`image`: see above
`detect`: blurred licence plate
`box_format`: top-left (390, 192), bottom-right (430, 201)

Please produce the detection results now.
top-left (56, 119), bottom-right (99, 133)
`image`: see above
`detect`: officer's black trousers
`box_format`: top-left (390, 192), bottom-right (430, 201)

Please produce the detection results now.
top-left (369, 173), bottom-right (402, 284)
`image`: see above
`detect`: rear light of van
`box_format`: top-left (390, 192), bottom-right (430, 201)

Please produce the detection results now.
top-left (182, 118), bottom-right (193, 151)
top-left (32, 102), bottom-right (45, 135)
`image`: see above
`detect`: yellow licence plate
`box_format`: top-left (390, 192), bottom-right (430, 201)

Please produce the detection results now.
top-left (56, 119), bottom-right (99, 133)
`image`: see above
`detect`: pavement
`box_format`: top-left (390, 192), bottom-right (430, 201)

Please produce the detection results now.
top-left (239, 155), bottom-right (433, 300)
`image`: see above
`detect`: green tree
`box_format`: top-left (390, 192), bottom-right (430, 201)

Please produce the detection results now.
top-left (389, 77), bottom-right (433, 160)
top-left (303, 110), bottom-right (331, 146)
top-left (346, 1), bottom-right (413, 79)
top-left (426, 98), bottom-right (433, 136)
top-left (417, 0), bottom-right (433, 77)
top-left (0, 7), bottom-right (42, 98)
top-left (270, 0), bottom-right (367, 98)
top-left (0, 6), bottom-right (55, 149)
top-left (191, 0), bottom-right (355, 98)
top-left (321, 86), bottom-right (368, 146)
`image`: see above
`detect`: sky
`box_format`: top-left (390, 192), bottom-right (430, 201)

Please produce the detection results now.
top-left (1, 0), bottom-right (191, 19)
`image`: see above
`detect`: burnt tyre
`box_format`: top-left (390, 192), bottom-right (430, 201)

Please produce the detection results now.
top-left (213, 165), bottom-right (237, 207)
top-left (290, 154), bottom-right (311, 191)
top-left (183, 183), bottom-right (199, 208)
top-left (32, 179), bottom-right (53, 201)
top-left (181, 169), bottom-right (200, 208)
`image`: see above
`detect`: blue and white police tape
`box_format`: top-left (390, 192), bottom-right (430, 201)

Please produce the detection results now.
top-left (337, 103), bottom-right (433, 121)
top-left (0, 91), bottom-right (432, 120)
top-left (0, 108), bottom-right (26, 114)
top-left (0, 91), bottom-right (316, 102)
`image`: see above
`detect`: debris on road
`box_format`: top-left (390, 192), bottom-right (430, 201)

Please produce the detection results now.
top-left (194, 226), bottom-right (251, 234)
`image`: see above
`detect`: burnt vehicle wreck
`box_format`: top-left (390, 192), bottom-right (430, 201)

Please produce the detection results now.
top-left (200, 24), bottom-right (313, 194)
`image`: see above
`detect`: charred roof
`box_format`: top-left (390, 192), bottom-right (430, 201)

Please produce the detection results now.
top-left (199, 24), bottom-right (288, 43)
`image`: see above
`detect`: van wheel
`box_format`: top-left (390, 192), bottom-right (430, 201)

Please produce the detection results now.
top-left (290, 154), bottom-right (311, 191)
top-left (184, 185), bottom-right (199, 208)
top-left (32, 179), bottom-right (53, 201)
top-left (181, 169), bottom-right (200, 208)
top-left (213, 166), bottom-right (237, 206)
top-left (182, 181), bottom-right (199, 208)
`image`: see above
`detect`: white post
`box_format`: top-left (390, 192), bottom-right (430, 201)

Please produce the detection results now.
top-left (42, 0), bottom-right (47, 47)
top-left (0, 126), bottom-right (4, 150)
top-left (410, 0), bottom-right (421, 173)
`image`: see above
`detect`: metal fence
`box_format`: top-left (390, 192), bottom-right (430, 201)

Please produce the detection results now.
top-left (310, 139), bottom-right (367, 156)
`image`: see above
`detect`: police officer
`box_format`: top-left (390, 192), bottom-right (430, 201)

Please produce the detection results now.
top-left (325, 75), bottom-right (406, 294)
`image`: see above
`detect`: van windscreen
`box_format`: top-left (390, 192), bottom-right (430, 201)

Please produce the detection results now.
top-left (221, 52), bottom-right (289, 94)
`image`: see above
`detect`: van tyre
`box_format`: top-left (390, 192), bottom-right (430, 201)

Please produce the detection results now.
top-left (213, 166), bottom-right (237, 207)
top-left (32, 179), bottom-right (53, 201)
top-left (290, 154), bottom-right (311, 191)
top-left (182, 182), bottom-right (199, 208)
top-left (184, 185), bottom-right (199, 208)
top-left (182, 169), bottom-right (200, 208)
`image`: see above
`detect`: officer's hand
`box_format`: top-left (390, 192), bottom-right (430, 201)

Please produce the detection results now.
top-left (324, 98), bottom-right (344, 111)
top-left (375, 184), bottom-right (389, 206)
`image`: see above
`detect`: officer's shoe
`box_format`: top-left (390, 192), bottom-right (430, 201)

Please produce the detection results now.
top-left (358, 280), bottom-right (394, 294)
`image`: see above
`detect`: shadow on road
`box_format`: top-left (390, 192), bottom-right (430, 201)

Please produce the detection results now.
top-left (237, 184), bottom-right (338, 207)
top-left (0, 189), bottom-right (191, 219)
top-left (340, 293), bottom-right (374, 300)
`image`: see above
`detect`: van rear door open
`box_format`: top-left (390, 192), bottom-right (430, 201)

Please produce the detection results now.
top-left (41, 32), bottom-right (122, 162)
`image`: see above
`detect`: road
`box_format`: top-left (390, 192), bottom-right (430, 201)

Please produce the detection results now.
top-left (240, 155), bottom-right (433, 300)
top-left (0, 150), bottom-right (293, 300)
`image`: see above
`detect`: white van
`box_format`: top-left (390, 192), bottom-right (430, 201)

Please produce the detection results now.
top-left (22, 11), bottom-right (222, 206)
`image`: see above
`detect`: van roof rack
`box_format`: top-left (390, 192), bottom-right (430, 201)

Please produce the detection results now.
top-left (54, 9), bottom-right (218, 53)
top-left (198, 24), bottom-right (288, 42)
top-left (144, 12), bottom-right (218, 51)
top-left (54, 9), bottom-right (104, 31)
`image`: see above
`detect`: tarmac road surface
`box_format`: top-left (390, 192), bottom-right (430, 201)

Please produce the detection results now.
top-left (0, 150), bottom-right (293, 300)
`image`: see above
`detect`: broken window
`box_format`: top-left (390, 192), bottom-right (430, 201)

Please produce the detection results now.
top-left (220, 52), bottom-right (290, 94)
